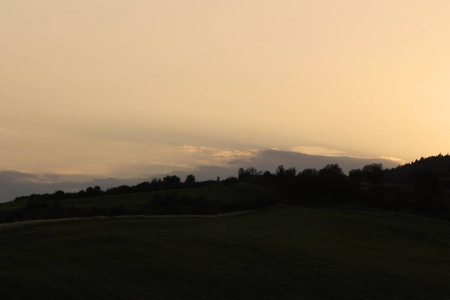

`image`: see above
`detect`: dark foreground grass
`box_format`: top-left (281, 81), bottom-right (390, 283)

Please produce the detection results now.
top-left (1, 206), bottom-right (450, 299)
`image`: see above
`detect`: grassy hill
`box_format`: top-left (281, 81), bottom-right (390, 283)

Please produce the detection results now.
top-left (1, 206), bottom-right (450, 299)
top-left (0, 183), bottom-right (277, 222)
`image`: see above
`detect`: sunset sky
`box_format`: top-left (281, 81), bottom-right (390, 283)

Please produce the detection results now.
top-left (1, 0), bottom-right (450, 182)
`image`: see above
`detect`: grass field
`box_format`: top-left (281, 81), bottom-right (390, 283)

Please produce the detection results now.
top-left (0, 183), bottom-right (275, 212)
top-left (1, 206), bottom-right (450, 299)
top-left (0, 183), bottom-right (280, 223)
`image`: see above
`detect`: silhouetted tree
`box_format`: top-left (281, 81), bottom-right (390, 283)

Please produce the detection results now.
top-left (107, 185), bottom-right (131, 194)
top-left (275, 165), bottom-right (286, 177)
top-left (86, 186), bottom-right (102, 197)
top-left (263, 170), bottom-right (272, 177)
top-left (163, 175), bottom-right (181, 187)
top-left (349, 169), bottom-right (363, 181)
top-left (222, 176), bottom-right (239, 185)
top-left (362, 163), bottom-right (384, 184)
top-left (238, 167), bottom-right (261, 181)
top-left (301, 168), bottom-right (318, 177)
top-left (286, 167), bottom-right (297, 177)
top-left (317, 164), bottom-right (349, 202)
top-left (150, 178), bottom-right (163, 190)
top-left (319, 164), bottom-right (344, 178)
top-left (185, 174), bottom-right (196, 185)
top-left (133, 181), bottom-right (151, 192)
top-left (53, 190), bottom-right (66, 199)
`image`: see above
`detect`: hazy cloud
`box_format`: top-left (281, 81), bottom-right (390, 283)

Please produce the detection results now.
top-left (0, 148), bottom-right (402, 203)
top-left (290, 146), bottom-right (345, 157)
top-left (2, 0), bottom-right (448, 177)
top-left (171, 148), bottom-right (402, 181)
top-left (178, 145), bottom-right (257, 166)
top-left (0, 171), bottom-right (146, 203)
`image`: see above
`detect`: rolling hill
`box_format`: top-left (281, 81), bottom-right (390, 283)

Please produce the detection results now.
top-left (1, 206), bottom-right (449, 299)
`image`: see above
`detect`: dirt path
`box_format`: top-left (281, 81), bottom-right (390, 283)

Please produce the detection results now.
top-left (0, 205), bottom-right (285, 230)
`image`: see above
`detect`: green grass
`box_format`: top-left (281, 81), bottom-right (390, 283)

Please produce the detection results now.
top-left (1, 206), bottom-right (450, 299)
top-left (0, 183), bottom-right (273, 211)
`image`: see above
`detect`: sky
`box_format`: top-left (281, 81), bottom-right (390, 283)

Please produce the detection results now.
top-left (1, 0), bottom-right (450, 187)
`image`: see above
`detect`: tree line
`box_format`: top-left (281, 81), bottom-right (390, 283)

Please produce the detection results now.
top-left (14, 174), bottom-right (198, 202)
top-left (6, 154), bottom-right (450, 223)
top-left (234, 157), bottom-right (450, 220)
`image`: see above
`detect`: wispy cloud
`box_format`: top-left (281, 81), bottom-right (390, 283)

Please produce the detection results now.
top-left (291, 146), bottom-right (407, 165)
top-left (0, 171), bottom-right (60, 184)
top-left (379, 156), bottom-right (406, 165)
top-left (290, 146), bottom-right (344, 156)
top-left (178, 145), bottom-right (258, 166)
top-left (0, 148), bottom-right (405, 203)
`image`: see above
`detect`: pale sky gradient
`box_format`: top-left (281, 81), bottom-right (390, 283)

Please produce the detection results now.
top-left (1, 0), bottom-right (450, 179)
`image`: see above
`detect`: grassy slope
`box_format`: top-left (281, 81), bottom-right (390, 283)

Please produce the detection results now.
top-left (0, 183), bottom-right (272, 211)
top-left (1, 206), bottom-right (450, 299)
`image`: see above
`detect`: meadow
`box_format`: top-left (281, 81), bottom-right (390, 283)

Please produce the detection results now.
top-left (0, 183), bottom-right (277, 222)
top-left (1, 206), bottom-right (449, 299)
